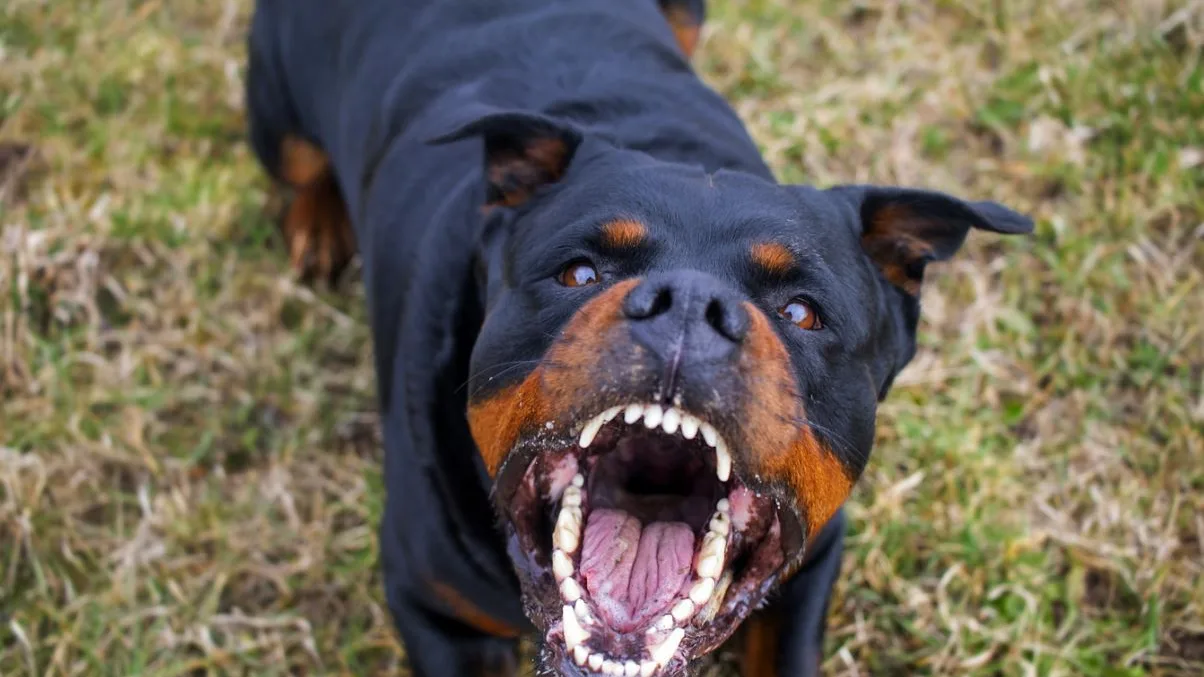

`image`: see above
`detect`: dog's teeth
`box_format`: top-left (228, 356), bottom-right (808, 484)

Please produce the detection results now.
top-left (602, 406), bottom-right (622, 423)
top-left (624, 404), bottom-right (644, 424)
top-left (696, 553), bottom-right (722, 579)
top-left (708, 510), bottom-right (730, 536)
top-left (554, 509), bottom-right (581, 553)
top-left (561, 577), bottom-right (582, 602)
top-left (563, 485), bottom-right (582, 508)
top-left (701, 532), bottom-right (727, 563)
top-left (716, 497), bottom-right (730, 513)
top-left (680, 415), bottom-right (700, 440)
top-left (625, 661), bottom-right (641, 676)
top-left (660, 408), bottom-right (681, 435)
top-left (700, 423), bottom-right (718, 448)
top-left (553, 550), bottom-right (574, 581)
top-left (697, 570), bottom-right (733, 624)
top-left (656, 614), bottom-right (675, 631)
top-left (670, 598), bottom-right (694, 622)
top-left (642, 404), bottom-right (663, 429)
top-left (572, 473), bottom-right (585, 488)
top-left (574, 599), bottom-right (592, 624)
top-left (689, 577), bottom-right (716, 605)
top-left (579, 416), bottom-right (604, 448)
top-left (589, 654), bottom-right (604, 670)
top-left (573, 644), bottom-right (589, 666)
top-left (649, 627), bottom-right (685, 667)
top-left (604, 659), bottom-right (621, 675)
top-left (714, 438), bottom-right (731, 482)
top-left (641, 661), bottom-right (658, 677)
top-left (563, 604), bottom-right (590, 646)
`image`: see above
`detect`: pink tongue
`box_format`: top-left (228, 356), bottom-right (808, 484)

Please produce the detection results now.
top-left (579, 508), bottom-right (695, 632)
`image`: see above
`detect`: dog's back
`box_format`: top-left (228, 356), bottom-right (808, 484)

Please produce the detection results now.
top-left (247, 0), bottom-right (766, 229)
top-left (245, 0), bottom-right (769, 416)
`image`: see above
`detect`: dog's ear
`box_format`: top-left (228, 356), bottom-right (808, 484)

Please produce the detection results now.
top-left (430, 111), bottom-right (583, 208)
top-left (828, 185), bottom-right (1034, 296)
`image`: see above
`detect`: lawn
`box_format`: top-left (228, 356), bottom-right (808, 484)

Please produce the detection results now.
top-left (1, 0), bottom-right (1201, 675)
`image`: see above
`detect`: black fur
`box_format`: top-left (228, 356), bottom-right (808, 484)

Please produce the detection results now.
top-left (245, 1), bottom-right (1033, 675)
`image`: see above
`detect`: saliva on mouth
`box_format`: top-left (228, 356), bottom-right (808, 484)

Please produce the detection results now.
top-left (507, 403), bottom-right (790, 677)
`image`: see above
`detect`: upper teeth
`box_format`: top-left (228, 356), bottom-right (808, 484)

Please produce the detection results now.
top-left (578, 404), bottom-right (732, 482)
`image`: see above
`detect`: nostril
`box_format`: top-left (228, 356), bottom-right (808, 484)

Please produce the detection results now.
top-left (706, 298), bottom-right (749, 343)
top-left (648, 289), bottom-right (672, 317)
top-left (624, 283), bottom-right (673, 319)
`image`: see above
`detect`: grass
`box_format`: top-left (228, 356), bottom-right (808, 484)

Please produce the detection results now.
top-left (1, 0), bottom-right (1201, 675)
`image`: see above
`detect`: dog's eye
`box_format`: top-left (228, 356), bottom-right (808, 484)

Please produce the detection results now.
top-left (779, 298), bottom-right (822, 330)
top-left (558, 261), bottom-right (599, 287)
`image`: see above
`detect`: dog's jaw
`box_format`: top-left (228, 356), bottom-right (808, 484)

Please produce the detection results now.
top-left (501, 401), bottom-right (801, 677)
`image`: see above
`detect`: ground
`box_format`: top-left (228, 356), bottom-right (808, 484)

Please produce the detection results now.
top-left (1, 0), bottom-right (1202, 675)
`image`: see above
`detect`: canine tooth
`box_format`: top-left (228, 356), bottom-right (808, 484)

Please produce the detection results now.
top-left (625, 661), bottom-right (641, 676)
top-left (650, 627), bottom-right (685, 667)
top-left (572, 473), bottom-right (585, 488)
top-left (573, 644), bottom-right (589, 665)
top-left (624, 404), bottom-right (644, 424)
top-left (563, 605), bottom-right (590, 646)
top-left (579, 415), bottom-right (605, 448)
top-left (553, 550), bottom-right (573, 580)
top-left (700, 423), bottom-right (717, 447)
top-left (680, 415), bottom-right (700, 440)
top-left (641, 661), bottom-right (657, 677)
top-left (603, 406), bottom-right (622, 422)
top-left (563, 485), bottom-right (582, 508)
top-left (689, 577), bottom-right (716, 605)
top-left (660, 408), bottom-right (681, 435)
top-left (696, 553), bottom-right (722, 579)
top-left (642, 404), bottom-right (663, 429)
top-left (714, 438), bottom-right (731, 482)
top-left (589, 654), bottom-right (604, 670)
top-left (561, 577), bottom-right (582, 602)
top-left (708, 511), bottom-right (730, 536)
top-left (716, 498), bottom-right (730, 513)
top-left (670, 598), bottom-right (694, 622)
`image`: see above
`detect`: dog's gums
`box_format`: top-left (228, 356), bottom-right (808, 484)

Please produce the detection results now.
top-left (505, 403), bottom-right (789, 676)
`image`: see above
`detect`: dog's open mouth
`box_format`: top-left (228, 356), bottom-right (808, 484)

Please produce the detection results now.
top-left (505, 403), bottom-right (794, 676)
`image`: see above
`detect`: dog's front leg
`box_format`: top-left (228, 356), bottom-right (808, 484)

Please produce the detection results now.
top-left (385, 579), bottom-right (521, 677)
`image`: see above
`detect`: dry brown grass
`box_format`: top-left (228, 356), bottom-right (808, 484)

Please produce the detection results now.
top-left (2, 0), bottom-right (1202, 675)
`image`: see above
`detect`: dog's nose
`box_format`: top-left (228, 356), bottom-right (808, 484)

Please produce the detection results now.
top-left (622, 271), bottom-right (749, 366)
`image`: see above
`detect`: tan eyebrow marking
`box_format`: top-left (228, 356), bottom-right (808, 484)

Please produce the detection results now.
top-left (750, 242), bottom-right (796, 276)
top-left (599, 219), bottom-right (649, 249)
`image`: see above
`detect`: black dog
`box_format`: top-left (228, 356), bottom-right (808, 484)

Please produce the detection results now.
top-left (245, 1), bottom-right (1032, 675)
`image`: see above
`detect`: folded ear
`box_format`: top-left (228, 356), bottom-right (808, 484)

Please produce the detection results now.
top-left (430, 111), bottom-right (583, 208)
top-left (829, 185), bottom-right (1034, 295)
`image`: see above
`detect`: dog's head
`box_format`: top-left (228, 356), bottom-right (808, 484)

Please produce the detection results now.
top-left (435, 111), bottom-right (1032, 676)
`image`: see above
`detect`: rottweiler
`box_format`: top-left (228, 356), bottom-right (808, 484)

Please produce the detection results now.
top-left (244, 0), bottom-right (1033, 675)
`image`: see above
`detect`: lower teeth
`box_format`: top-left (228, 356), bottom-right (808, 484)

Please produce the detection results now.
top-left (553, 492), bottom-right (732, 674)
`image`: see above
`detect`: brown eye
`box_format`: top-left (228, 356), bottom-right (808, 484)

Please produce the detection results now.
top-left (780, 298), bottom-right (822, 330)
top-left (559, 261), bottom-right (599, 287)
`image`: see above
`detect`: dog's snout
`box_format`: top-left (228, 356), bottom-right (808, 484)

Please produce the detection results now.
top-left (623, 272), bottom-right (750, 370)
